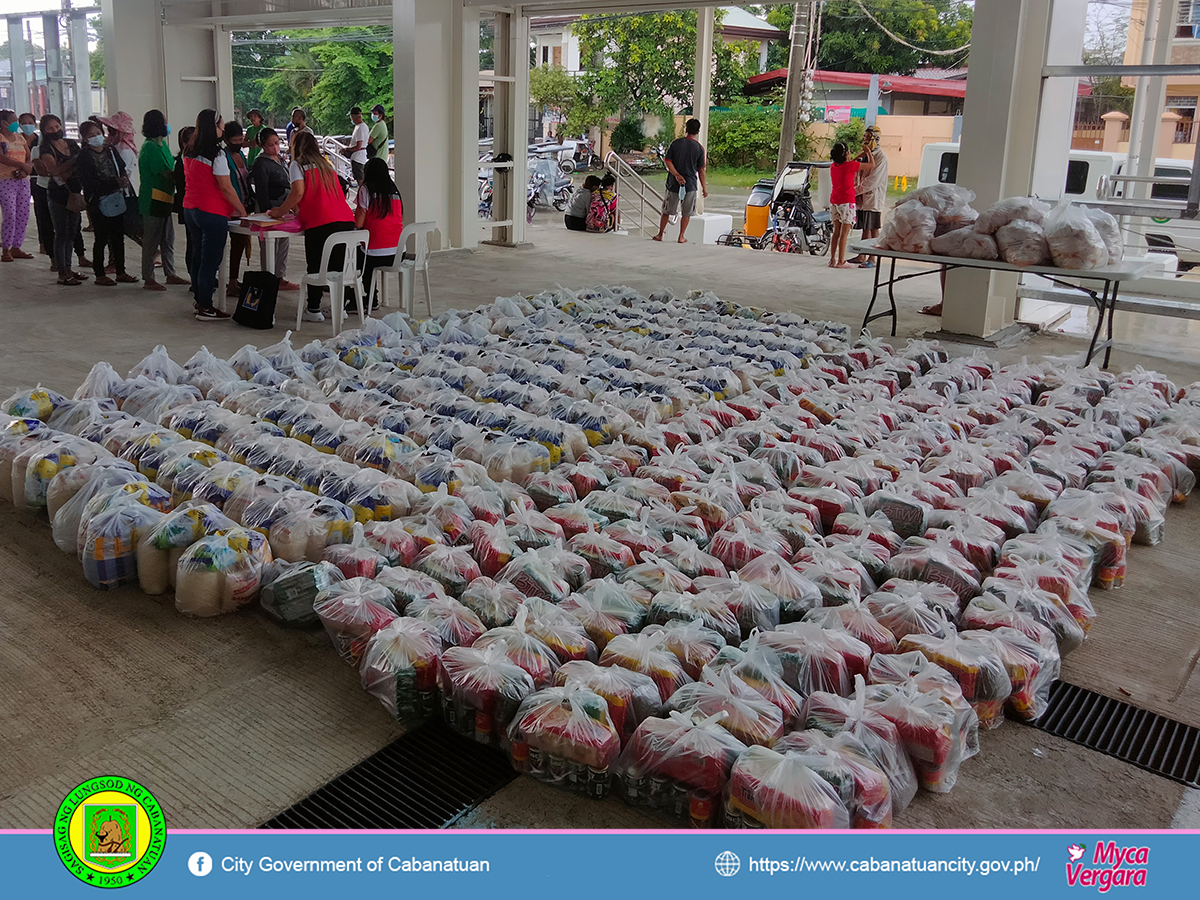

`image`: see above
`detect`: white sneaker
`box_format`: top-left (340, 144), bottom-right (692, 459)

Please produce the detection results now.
top-left (302, 309), bottom-right (325, 323)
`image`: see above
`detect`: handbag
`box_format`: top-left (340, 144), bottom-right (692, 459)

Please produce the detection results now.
top-left (66, 192), bottom-right (88, 213)
top-left (232, 271), bottom-right (280, 329)
top-left (99, 191), bottom-right (126, 217)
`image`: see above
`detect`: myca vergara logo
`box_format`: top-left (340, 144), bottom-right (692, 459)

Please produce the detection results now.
top-left (54, 776), bottom-right (166, 888)
top-left (1066, 841), bottom-right (1149, 892)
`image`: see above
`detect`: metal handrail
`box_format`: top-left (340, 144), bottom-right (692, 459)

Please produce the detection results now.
top-left (604, 150), bottom-right (669, 235)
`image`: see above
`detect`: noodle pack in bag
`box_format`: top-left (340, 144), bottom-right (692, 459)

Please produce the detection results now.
top-left (406, 593), bottom-right (486, 651)
top-left (175, 527), bottom-right (273, 616)
top-left (727, 745), bottom-right (851, 829)
top-left (81, 503), bottom-right (167, 590)
top-left (313, 576), bottom-right (399, 664)
top-left (599, 630), bottom-right (693, 703)
top-left (459, 576), bottom-right (526, 629)
top-left (474, 605), bottom-right (562, 688)
top-left (360, 616), bottom-right (442, 723)
top-left (439, 640), bottom-right (536, 746)
top-left (259, 559), bottom-right (344, 627)
top-left (897, 631), bottom-right (1012, 730)
top-left (507, 684), bottom-right (622, 798)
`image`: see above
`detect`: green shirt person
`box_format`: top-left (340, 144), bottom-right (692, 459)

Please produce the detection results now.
top-left (245, 109), bottom-right (264, 165)
top-left (368, 104), bottom-right (389, 161)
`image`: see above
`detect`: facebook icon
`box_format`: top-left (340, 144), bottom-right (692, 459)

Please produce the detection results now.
top-left (188, 851), bottom-right (213, 877)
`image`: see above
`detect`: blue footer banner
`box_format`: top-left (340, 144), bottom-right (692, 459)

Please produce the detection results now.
top-left (3, 829), bottom-right (1196, 898)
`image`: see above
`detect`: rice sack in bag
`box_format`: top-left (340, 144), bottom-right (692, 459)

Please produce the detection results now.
top-left (175, 527), bottom-right (273, 616)
top-left (613, 710), bottom-right (748, 804)
top-left (961, 627), bottom-right (1060, 721)
top-left (802, 683), bottom-right (918, 813)
top-left (552, 660), bottom-right (664, 745)
top-left (406, 594), bottom-right (486, 651)
top-left (324, 522), bottom-right (389, 580)
top-left (507, 684), bottom-right (622, 794)
top-left (776, 729), bottom-right (893, 828)
top-left (313, 576), bottom-right (399, 664)
top-left (897, 631), bottom-right (1012, 730)
top-left (1044, 200), bottom-right (1108, 270)
top-left (136, 502), bottom-right (237, 594)
top-left (48, 457), bottom-right (137, 524)
top-left (460, 576), bottom-right (526, 629)
top-left (260, 559), bottom-right (344, 627)
top-left (996, 219), bottom-right (1050, 267)
top-left (474, 605), bottom-right (562, 688)
top-left (727, 745), bottom-right (851, 829)
top-left (438, 641), bottom-right (536, 745)
top-left (360, 616), bottom-right (443, 724)
top-left (81, 504), bottom-right (166, 590)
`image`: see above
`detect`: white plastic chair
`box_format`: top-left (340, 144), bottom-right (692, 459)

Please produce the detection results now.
top-left (297, 229), bottom-right (370, 333)
top-left (369, 221), bottom-right (435, 317)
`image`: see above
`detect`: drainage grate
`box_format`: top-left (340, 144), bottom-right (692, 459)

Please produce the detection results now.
top-left (261, 720), bottom-right (518, 829)
top-left (1033, 681), bottom-right (1200, 788)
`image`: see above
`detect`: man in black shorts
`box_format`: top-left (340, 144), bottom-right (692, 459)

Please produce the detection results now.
top-left (653, 118), bottom-right (708, 244)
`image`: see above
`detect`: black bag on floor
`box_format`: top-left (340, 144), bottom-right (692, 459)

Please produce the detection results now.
top-left (232, 271), bottom-right (280, 329)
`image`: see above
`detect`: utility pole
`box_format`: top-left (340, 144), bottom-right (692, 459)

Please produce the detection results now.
top-left (776, 1), bottom-right (814, 175)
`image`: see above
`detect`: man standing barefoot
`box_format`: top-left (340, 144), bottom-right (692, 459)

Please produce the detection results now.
top-left (653, 118), bottom-right (707, 244)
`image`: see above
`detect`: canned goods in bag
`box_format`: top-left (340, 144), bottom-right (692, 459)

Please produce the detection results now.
top-left (587, 766), bottom-right (610, 800)
top-left (528, 746), bottom-right (544, 775)
top-left (671, 782), bottom-right (690, 818)
top-left (723, 806), bottom-right (743, 829)
top-left (689, 790), bottom-right (714, 828)
top-left (548, 754), bottom-right (567, 780)
top-left (566, 760), bottom-right (585, 791)
top-left (624, 774), bottom-right (645, 804)
top-left (474, 709), bottom-right (493, 743)
top-left (649, 775), bottom-right (670, 809)
top-left (510, 739), bottom-right (530, 774)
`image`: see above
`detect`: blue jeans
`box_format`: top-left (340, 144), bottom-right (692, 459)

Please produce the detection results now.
top-left (184, 207), bottom-right (229, 310)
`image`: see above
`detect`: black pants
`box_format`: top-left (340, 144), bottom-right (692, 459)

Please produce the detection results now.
top-left (35, 183), bottom-right (85, 258)
top-left (179, 212), bottom-right (193, 279)
top-left (91, 209), bottom-right (126, 279)
top-left (352, 249), bottom-right (395, 309)
top-left (303, 221), bottom-right (355, 311)
top-left (565, 214), bottom-right (586, 231)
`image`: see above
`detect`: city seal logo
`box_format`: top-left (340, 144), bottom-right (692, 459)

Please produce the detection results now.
top-left (54, 777), bottom-right (166, 888)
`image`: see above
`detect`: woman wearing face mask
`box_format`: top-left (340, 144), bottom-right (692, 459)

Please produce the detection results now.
top-left (139, 109), bottom-right (187, 292)
top-left (368, 105), bottom-right (389, 162)
top-left (250, 127), bottom-right (299, 291)
top-left (222, 121), bottom-right (252, 298)
top-left (75, 120), bottom-right (137, 286)
top-left (0, 109), bottom-right (35, 262)
top-left (183, 109), bottom-right (246, 321)
top-left (33, 114), bottom-right (89, 286)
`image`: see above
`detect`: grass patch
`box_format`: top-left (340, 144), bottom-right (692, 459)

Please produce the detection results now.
top-left (706, 166), bottom-right (774, 189)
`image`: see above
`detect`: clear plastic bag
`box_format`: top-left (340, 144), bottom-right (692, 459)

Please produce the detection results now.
top-left (438, 641), bottom-right (536, 745)
top-left (996, 219), bottom-right (1050, 267)
top-left (460, 576), bottom-right (526, 629)
top-left (727, 745), bottom-right (851, 829)
top-left (647, 590), bottom-right (741, 647)
top-left (507, 684), bottom-right (622, 785)
top-left (897, 631), bottom-right (1012, 731)
top-left (599, 630), bottom-right (693, 703)
top-left (974, 196), bottom-right (1050, 234)
top-left (360, 616), bottom-right (442, 723)
top-left (473, 606), bottom-right (562, 688)
top-left (259, 559), bottom-right (344, 627)
top-left (613, 710), bottom-right (748, 799)
top-left (804, 599), bottom-right (898, 655)
top-left (136, 501), bottom-right (237, 594)
top-left (1044, 200), bottom-right (1108, 270)
top-left (81, 503), bottom-right (166, 590)
top-left (961, 626), bottom-right (1060, 721)
top-left (175, 527), bottom-right (273, 616)
top-left (775, 730), bottom-right (893, 828)
top-left (313, 576), bottom-right (400, 664)
top-left (929, 226), bottom-right (999, 260)
top-left (407, 593), bottom-right (487, 651)
top-left (877, 201), bottom-right (937, 254)
top-left (552, 659), bottom-right (664, 745)
top-left (1084, 207), bottom-right (1123, 263)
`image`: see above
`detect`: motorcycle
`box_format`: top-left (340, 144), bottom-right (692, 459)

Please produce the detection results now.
top-left (559, 135), bottom-right (602, 174)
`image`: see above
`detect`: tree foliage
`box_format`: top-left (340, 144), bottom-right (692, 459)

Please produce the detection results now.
top-left (706, 101), bottom-right (817, 169)
top-left (572, 10), bottom-right (754, 119)
top-left (754, 2), bottom-right (972, 76)
top-left (832, 118), bottom-right (866, 158)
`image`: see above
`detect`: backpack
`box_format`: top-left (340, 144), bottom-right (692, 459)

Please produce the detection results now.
top-left (585, 192), bottom-right (610, 233)
top-left (232, 271), bottom-right (280, 329)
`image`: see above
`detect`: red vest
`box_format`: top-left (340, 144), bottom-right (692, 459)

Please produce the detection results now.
top-left (182, 156), bottom-right (233, 217)
top-left (297, 165), bottom-right (353, 230)
top-left (364, 196), bottom-right (404, 251)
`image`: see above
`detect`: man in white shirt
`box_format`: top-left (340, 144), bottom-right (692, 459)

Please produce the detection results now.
top-left (348, 106), bottom-right (370, 185)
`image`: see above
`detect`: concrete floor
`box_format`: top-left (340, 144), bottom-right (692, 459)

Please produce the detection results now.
top-left (2, 219), bottom-right (1199, 830)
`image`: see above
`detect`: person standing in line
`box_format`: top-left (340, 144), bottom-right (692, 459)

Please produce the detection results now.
top-left (20, 112), bottom-right (54, 259)
top-left (76, 119), bottom-right (137, 286)
top-left (0, 109), bottom-right (35, 261)
top-left (34, 114), bottom-right (88, 285)
top-left (183, 109), bottom-right (245, 321)
top-left (828, 140), bottom-right (875, 269)
top-left (99, 112), bottom-right (138, 189)
top-left (245, 109), bottom-right (264, 166)
top-left (222, 121), bottom-right (253, 298)
top-left (173, 125), bottom-right (195, 280)
top-left (368, 104), bottom-right (389, 163)
top-left (652, 118), bottom-right (707, 244)
top-left (250, 127), bottom-right (300, 292)
top-left (286, 108), bottom-right (313, 146)
top-left (138, 109), bottom-right (188, 292)
top-left (348, 106), bottom-right (370, 185)
top-left (351, 156), bottom-right (404, 313)
top-left (267, 130), bottom-right (354, 324)
top-left (848, 124), bottom-right (887, 268)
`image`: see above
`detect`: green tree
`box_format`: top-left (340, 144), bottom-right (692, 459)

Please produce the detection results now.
top-left (707, 100), bottom-right (816, 169)
top-left (756, 1), bottom-right (972, 76)
top-left (832, 118), bottom-right (866, 157)
top-left (232, 31), bottom-right (285, 120)
top-left (88, 16), bottom-right (105, 87)
top-left (306, 37), bottom-right (393, 133)
top-left (572, 10), bottom-right (752, 120)
top-left (256, 48), bottom-right (321, 125)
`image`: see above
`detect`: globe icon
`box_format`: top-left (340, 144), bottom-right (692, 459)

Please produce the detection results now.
top-left (714, 850), bottom-right (741, 877)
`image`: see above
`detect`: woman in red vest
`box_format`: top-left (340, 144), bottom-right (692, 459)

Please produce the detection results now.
top-left (268, 130), bottom-right (353, 323)
top-left (183, 109), bottom-right (246, 321)
top-left (350, 156), bottom-right (403, 313)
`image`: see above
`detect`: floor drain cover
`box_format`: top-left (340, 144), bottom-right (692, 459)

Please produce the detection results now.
top-left (1033, 681), bottom-right (1200, 788)
top-left (261, 720), bottom-right (517, 829)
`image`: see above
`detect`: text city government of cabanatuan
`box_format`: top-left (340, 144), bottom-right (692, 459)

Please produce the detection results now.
top-left (223, 856), bottom-right (491, 874)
